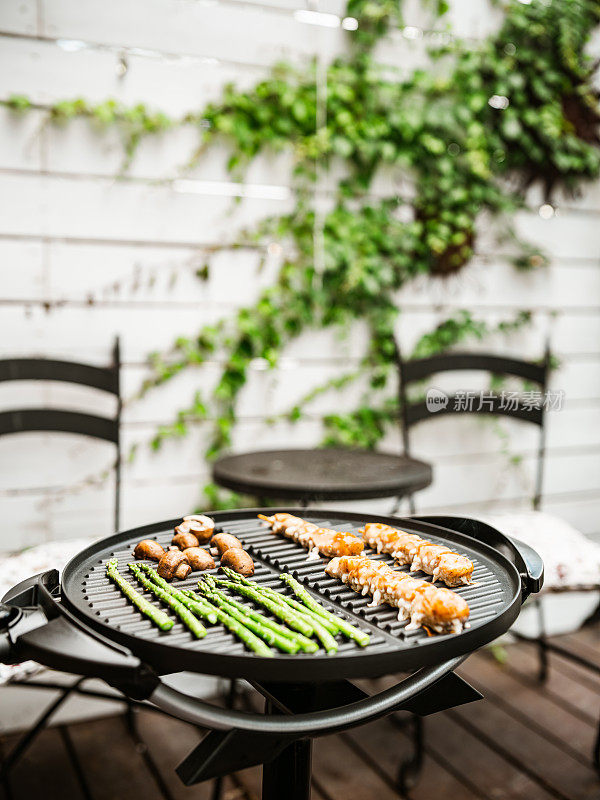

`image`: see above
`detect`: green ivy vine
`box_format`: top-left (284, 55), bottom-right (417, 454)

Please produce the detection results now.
top-left (4, 0), bottom-right (599, 507)
top-left (146, 0), bottom-right (600, 507)
top-left (3, 94), bottom-right (176, 171)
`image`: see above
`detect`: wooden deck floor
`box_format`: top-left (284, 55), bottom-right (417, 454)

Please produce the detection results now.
top-left (2, 625), bottom-right (599, 800)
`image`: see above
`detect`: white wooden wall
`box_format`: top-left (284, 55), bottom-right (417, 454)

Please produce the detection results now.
top-left (0, 0), bottom-right (599, 554)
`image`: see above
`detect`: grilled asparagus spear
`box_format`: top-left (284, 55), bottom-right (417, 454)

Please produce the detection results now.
top-left (192, 592), bottom-right (273, 657)
top-left (106, 559), bottom-right (173, 631)
top-left (196, 581), bottom-right (299, 654)
top-left (213, 577), bottom-right (315, 638)
top-left (128, 563), bottom-right (206, 638)
top-left (220, 568), bottom-right (337, 633)
top-left (279, 573), bottom-right (370, 647)
top-left (256, 587), bottom-right (337, 653)
top-left (220, 568), bottom-right (339, 640)
top-left (215, 571), bottom-right (337, 651)
top-left (197, 577), bottom-right (301, 643)
top-left (262, 587), bottom-right (339, 635)
top-left (140, 564), bottom-right (218, 624)
top-left (185, 584), bottom-right (317, 654)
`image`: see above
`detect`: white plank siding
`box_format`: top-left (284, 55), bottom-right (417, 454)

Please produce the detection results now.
top-left (0, 0), bottom-right (599, 553)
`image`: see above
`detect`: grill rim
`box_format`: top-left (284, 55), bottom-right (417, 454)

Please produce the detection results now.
top-left (60, 508), bottom-right (524, 682)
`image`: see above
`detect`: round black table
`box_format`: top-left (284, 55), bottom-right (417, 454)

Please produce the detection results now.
top-left (212, 447), bottom-right (432, 503)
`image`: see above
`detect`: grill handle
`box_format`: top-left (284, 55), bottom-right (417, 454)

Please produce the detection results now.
top-left (1, 570), bottom-right (159, 699)
top-left (410, 515), bottom-right (544, 598)
top-left (506, 536), bottom-right (544, 596)
top-left (149, 655), bottom-right (464, 735)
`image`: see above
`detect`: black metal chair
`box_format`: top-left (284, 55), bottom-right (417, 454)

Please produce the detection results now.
top-left (389, 346), bottom-right (552, 790)
top-left (0, 339), bottom-right (122, 795)
top-left (394, 344), bottom-right (600, 786)
top-left (0, 339), bottom-right (122, 531)
top-left (393, 346), bottom-right (549, 791)
top-left (398, 347), bottom-right (550, 514)
top-left (0, 343), bottom-right (231, 800)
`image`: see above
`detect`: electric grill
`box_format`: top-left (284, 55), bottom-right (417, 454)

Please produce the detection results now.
top-left (0, 509), bottom-right (542, 799)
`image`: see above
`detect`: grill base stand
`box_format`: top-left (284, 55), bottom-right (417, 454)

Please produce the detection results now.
top-left (262, 701), bottom-right (312, 800)
top-left (261, 695), bottom-right (312, 800)
top-left (262, 733), bottom-right (312, 800)
top-left (176, 673), bottom-right (482, 795)
top-left (176, 728), bottom-right (293, 786)
top-left (177, 693), bottom-right (314, 799)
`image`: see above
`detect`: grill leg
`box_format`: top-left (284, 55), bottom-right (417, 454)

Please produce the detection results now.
top-left (391, 493), bottom-right (415, 515)
top-left (210, 680), bottom-right (239, 800)
top-left (261, 697), bottom-right (311, 800)
top-left (396, 715), bottom-right (424, 796)
top-left (262, 737), bottom-right (312, 800)
top-left (408, 493), bottom-right (416, 515)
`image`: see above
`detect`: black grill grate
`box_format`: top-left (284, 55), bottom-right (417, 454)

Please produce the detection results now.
top-left (66, 510), bottom-right (519, 680)
top-left (229, 516), bottom-right (506, 641)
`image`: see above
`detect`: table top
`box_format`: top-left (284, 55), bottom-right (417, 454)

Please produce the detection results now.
top-left (212, 447), bottom-right (432, 501)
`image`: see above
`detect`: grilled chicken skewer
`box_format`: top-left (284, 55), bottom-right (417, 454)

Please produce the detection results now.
top-left (361, 523), bottom-right (474, 587)
top-left (325, 555), bottom-right (470, 634)
top-left (258, 513), bottom-right (364, 558)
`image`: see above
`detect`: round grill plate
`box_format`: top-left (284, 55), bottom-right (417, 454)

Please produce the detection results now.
top-left (60, 509), bottom-right (523, 681)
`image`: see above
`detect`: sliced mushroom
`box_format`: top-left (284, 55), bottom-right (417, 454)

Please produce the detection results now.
top-left (185, 520), bottom-right (213, 544)
top-left (183, 547), bottom-right (215, 572)
top-left (220, 548), bottom-right (254, 577)
top-left (211, 533), bottom-right (243, 557)
top-left (133, 539), bottom-right (165, 562)
top-left (183, 514), bottom-right (213, 525)
top-left (183, 514), bottom-right (215, 543)
top-left (158, 549), bottom-right (190, 581)
top-left (174, 523), bottom-right (193, 536)
top-left (172, 529), bottom-right (200, 550)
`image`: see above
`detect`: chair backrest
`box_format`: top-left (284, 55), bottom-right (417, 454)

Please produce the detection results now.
top-left (0, 338), bottom-right (122, 530)
top-left (397, 344), bottom-right (551, 511)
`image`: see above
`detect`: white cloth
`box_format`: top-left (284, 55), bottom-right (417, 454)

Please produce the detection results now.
top-left (0, 538), bottom-right (95, 684)
top-left (475, 511), bottom-right (600, 593)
